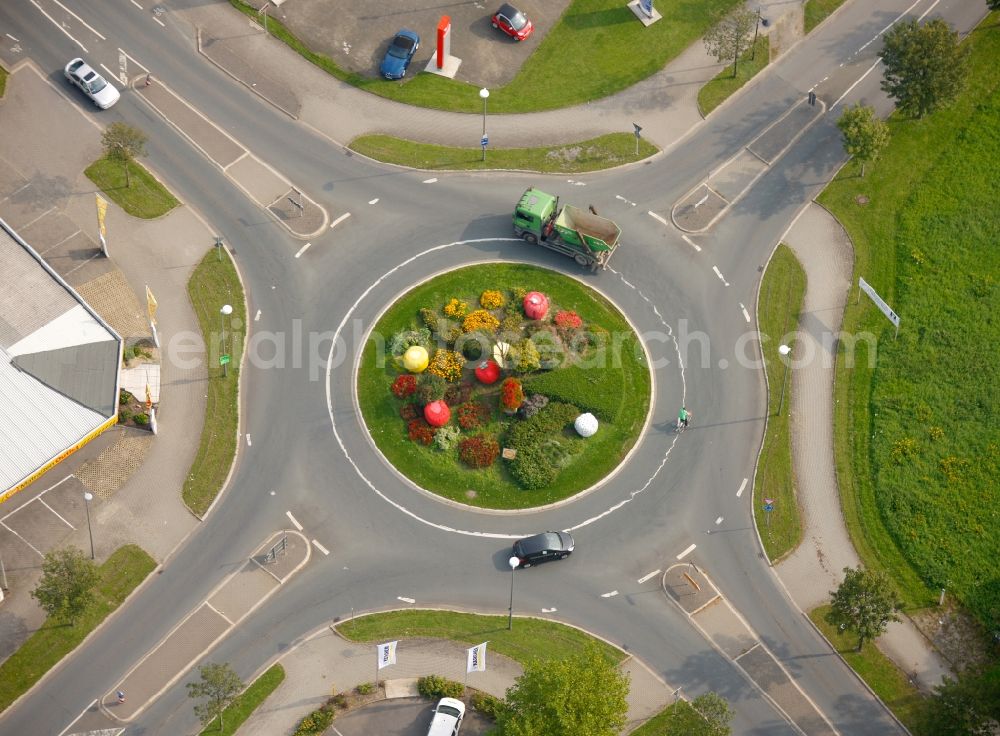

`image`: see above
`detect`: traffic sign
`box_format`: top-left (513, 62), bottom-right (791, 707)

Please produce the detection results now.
top-left (220, 354), bottom-right (231, 366)
top-left (763, 499), bottom-right (774, 512)
top-left (481, 135), bottom-right (489, 147)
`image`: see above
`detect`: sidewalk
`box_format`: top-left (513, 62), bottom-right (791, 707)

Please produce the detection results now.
top-left (778, 203), bottom-right (952, 691)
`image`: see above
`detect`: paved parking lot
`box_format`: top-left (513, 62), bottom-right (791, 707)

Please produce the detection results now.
top-left (263, 0), bottom-right (569, 88)
top-left (332, 696), bottom-right (492, 736)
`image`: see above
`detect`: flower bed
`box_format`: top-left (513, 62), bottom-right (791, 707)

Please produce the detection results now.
top-left (356, 264), bottom-right (651, 509)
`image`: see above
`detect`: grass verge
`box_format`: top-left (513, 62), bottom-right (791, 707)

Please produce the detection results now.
top-left (84, 157), bottom-right (179, 219)
top-left (197, 664), bottom-right (285, 736)
top-left (0, 545), bottom-right (156, 713)
top-left (338, 610), bottom-right (622, 666)
top-left (630, 700), bottom-right (719, 735)
top-left (697, 35), bottom-right (770, 116)
top-left (753, 244), bottom-right (807, 560)
top-left (356, 263), bottom-right (651, 509)
top-left (810, 605), bottom-right (928, 732)
top-left (804, 0), bottom-right (849, 34)
top-left (183, 249), bottom-right (247, 517)
top-left (230, 0), bottom-right (742, 113)
top-left (0, 65), bottom-right (8, 98)
top-left (819, 12), bottom-right (1000, 621)
top-left (349, 133), bottom-right (659, 173)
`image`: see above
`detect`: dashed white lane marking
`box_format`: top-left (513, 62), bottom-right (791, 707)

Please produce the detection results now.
top-left (601, 590), bottom-right (619, 598)
top-left (397, 596), bottom-right (415, 604)
top-left (615, 195), bottom-right (637, 207)
top-left (647, 211), bottom-right (668, 225)
top-left (715, 516), bottom-right (724, 525)
top-left (246, 434), bottom-right (252, 446)
top-left (130, 0), bottom-right (143, 8)
top-left (681, 234), bottom-right (702, 252)
top-left (541, 607), bottom-right (558, 613)
top-left (712, 266), bottom-right (729, 286)
top-left (29, 0), bottom-right (88, 52)
top-left (330, 212), bottom-right (351, 228)
top-left (153, 15), bottom-right (165, 27)
top-left (5, 33), bottom-right (20, 42)
top-left (737, 478), bottom-right (748, 498)
top-left (676, 543), bottom-right (697, 560)
top-left (50, 0), bottom-right (106, 39)
top-left (739, 303), bottom-right (751, 322)
top-left (422, 177), bottom-right (438, 184)
top-left (286, 511), bottom-right (303, 531)
top-left (312, 539), bottom-right (330, 556)
top-left (637, 569), bottom-right (661, 584)
top-left (254, 309), bottom-right (261, 321)
top-left (368, 198), bottom-right (379, 205)
top-left (294, 242), bottom-right (312, 258)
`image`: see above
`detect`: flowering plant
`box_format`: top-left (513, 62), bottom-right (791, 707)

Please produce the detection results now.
top-left (458, 435), bottom-right (500, 468)
top-left (457, 402), bottom-right (491, 429)
top-left (480, 290), bottom-right (505, 309)
top-left (400, 403), bottom-right (420, 420)
top-left (391, 374), bottom-right (417, 398)
top-left (463, 309), bottom-right (500, 333)
top-left (500, 377), bottom-right (525, 411)
top-left (554, 310), bottom-right (583, 329)
top-left (407, 418), bottom-right (435, 445)
top-left (427, 350), bottom-right (464, 382)
top-left (443, 298), bottom-right (468, 318)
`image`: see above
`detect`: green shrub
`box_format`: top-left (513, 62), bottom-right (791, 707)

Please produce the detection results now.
top-left (416, 374), bottom-right (447, 405)
top-left (506, 402), bottom-right (579, 488)
top-left (514, 338), bottom-right (541, 373)
top-left (356, 682), bottom-right (375, 695)
top-left (118, 410), bottom-right (131, 423)
top-left (510, 445), bottom-right (558, 489)
top-left (294, 702), bottom-right (335, 734)
top-left (119, 389), bottom-right (129, 405)
top-left (434, 425), bottom-right (461, 451)
top-left (525, 363), bottom-right (625, 422)
top-left (134, 412), bottom-right (150, 426)
top-left (417, 674), bottom-right (464, 699)
top-left (419, 308), bottom-right (439, 332)
top-left (471, 690), bottom-right (504, 720)
top-left (389, 328), bottom-right (432, 357)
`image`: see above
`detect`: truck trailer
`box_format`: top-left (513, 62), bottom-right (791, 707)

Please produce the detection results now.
top-left (512, 187), bottom-right (621, 271)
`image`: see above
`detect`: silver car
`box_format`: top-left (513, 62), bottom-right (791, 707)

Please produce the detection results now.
top-left (64, 58), bottom-right (120, 109)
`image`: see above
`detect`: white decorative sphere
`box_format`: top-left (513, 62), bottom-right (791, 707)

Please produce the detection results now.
top-left (574, 412), bottom-right (598, 437)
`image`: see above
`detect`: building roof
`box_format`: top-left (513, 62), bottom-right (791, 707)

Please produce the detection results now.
top-left (0, 220), bottom-right (122, 494)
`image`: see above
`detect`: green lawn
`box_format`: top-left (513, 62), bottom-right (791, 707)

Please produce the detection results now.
top-left (0, 65), bottom-right (8, 98)
top-left (630, 700), bottom-right (719, 735)
top-left (810, 606), bottom-right (929, 732)
top-left (197, 664), bottom-right (285, 735)
top-left (0, 545), bottom-right (156, 713)
top-left (84, 156), bottom-right (179, 219)
top-left (820, 13), bottom-right (1000, 623)
top-left (804, 0), bottom-right (849, 34)
top-left (356, 263), bottom-right (651, 509)
top-left (698, 34), bottom-right (770, 116)
top-left (183, 249), bottom-right (247, 517)
top-left (349, 133), bottom-right (658, 173)
top-left (338, 610), bottom-right (622, 666)
top-left (231, 0), bottom-right (741, 114)
top-left (753, 244), bottom-right (807, 560)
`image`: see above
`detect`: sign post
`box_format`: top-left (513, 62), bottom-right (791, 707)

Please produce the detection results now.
top-left (632, 122), bottom-right (642, 156)
top-left (763, 498), bottom-right (774, 535)
top-left (481, 134), bottom-right (489, 161)
top-left (858, 276), bottom-right (901, 338)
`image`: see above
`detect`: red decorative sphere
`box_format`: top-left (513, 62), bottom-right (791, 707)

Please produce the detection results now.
top-left (474, 359), bottom-right (501, 385)
top-left (523, 291), bottom-right (549, 320)
top-left (424, 400), bottom-right (451, 428)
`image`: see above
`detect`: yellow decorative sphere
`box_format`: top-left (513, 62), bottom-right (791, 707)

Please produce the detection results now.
top-left (403, 345), bottom-right (429, 373)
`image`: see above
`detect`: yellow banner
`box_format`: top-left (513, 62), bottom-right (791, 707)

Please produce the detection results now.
top-left (96, 194), bottom-right (108, 237)
top-left (145, 284), bottom-right (158, 326)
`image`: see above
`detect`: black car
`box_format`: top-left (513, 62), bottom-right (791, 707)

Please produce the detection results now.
top-left (512, 531), bottom-right (574, 567)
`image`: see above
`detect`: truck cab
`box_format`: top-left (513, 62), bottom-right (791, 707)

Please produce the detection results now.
top-left (513, 187), bottom-right (558, 244)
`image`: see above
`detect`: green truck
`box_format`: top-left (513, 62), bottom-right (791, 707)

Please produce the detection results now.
top-left (512, 187), bottom-right (621, 271)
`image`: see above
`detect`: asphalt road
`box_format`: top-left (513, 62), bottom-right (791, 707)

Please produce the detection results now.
top-left (0, 0), bottom-right (987, 734)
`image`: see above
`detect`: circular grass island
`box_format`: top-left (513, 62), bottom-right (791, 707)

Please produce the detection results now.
top-left (356, 264), bottom-right (651, 509)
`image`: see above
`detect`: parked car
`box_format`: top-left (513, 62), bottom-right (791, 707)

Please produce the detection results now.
top-left (64, 58), bottom-right (120, 109)
top-left (512, 531), bottom-right (574, 567)
top-left (380, 29), bottom-right (420, 80)
top-left (491, 3), bottom-right (534, 41)
top-left (427, 697), bottom-right (465, 736)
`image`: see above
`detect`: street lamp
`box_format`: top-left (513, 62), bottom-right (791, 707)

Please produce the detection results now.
top-left (220, 304), bottom-right (233, 377)
top-left (83, 492), bottom-right (95, 560)
top-left (507, 555), bottom-right (519, 630)
top-left (777, 344), bottom-right (791, 416)
top-left (479, 88), bottom-right (490, 162)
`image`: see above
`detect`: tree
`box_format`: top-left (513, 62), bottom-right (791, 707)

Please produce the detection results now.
top-left (186, 662), bottom-right (244, 732)
top-left (30, 547), bottom-right (99, 626)
top-left (703, 8), bottom-right (758, 78)
top-left (692, 692), bottom-right (734, 735)
top-left (496, 643), bottom-right (629, 736)
top-left (101, 122), bottom-right (148, 187)
top-left (988, 0), bottom-right (1000, 11)
top-left (918, 666), bottom-right (1000, 736)
top-left (836, 104), bottom-right (890, 177)
top-left (880, 18), bottom-right (969, 118)
top-left (827, 566), bottom-right (902, 651)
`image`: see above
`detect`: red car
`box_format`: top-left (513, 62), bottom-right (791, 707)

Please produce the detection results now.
top-left (491, 3), bottom-right (534, 41)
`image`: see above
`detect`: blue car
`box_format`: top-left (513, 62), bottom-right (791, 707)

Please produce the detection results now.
top-left (380, 29), bottom-right (420, 80)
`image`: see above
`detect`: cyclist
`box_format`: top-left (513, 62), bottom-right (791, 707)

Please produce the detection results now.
top-left (678, 406), bottom-right (691, 430)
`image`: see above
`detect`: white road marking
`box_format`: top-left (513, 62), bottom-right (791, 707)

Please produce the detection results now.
top-left (40, 498), bottom-right (75, 529)
top-left (422, 177), bottom-right (438, 184)
top-left (397, 596), bottom-right (415, 604)
top-left (246, 434), bottom-right (252, 446)
top-left (737, 478), bottom-right (748, 498)
top-left (676, 544), bottom-right (697, 560)
top-left (916, 0), bottom-right (942, 22)
top-left (286, 511), bottom-right (303, 531)
top-left (294, 242), bottom-right (312, 258)
top-left (153, 15), bottom-right (165, 27)
top-left (330, 212), bottom-right (351, 229)
top-left (130, 0), bottom-right (143, 8)
top-left (541, 607), bottom-right (558, 613)
top-left (99, 63), bottom-right (119, 85)
top-left (254, 309), bottom-right (261, 321)
top-left (601, 590), bottom-right (619, 598)
top-left (368, 198), bottom-right (379, 205)
top-left (681, 235), bottom-right (702, 252)
top-left (830, 58), bottom-right (882, 111)
top-left (712, 266), bottom-right (729, 286)
top-left (29, 0), bottom-right (88, 52)
top-left (50, 0), bottom-right (106, 39)
top-left (715, 516), bottom-right (724, 525)
top-left (5, 33), bottom-right (20, 42)
top-left (647, 211), bottom-right (667, 225)
top-left (694, 193), bottom-right (710, 208)
top-left (119, 48), bottom-right (149, 73)
top-left (740, 303), bottom-right (751, 322)
top-left (637, 569), bottom-right (661, 584)
top-left (312, 539), bottom-right (330, 556)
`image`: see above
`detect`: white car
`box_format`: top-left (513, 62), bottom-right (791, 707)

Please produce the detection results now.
top-left (64, 58), bottom-right (120, 109)
top-left (426, 697), bottom-right (465, 736)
